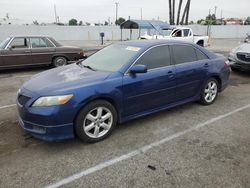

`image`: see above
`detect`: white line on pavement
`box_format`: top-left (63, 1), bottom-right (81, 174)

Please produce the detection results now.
top-left (45, 103), bottom-right (250, 188)
top-left (0, 104), bottom-right (16, 109)
top-left (0, 74), bottom-right (33, 79)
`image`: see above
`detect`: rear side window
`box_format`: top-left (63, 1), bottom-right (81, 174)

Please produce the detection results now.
top-left (196, 49), bottom-right (208, 60)
top-left (30, 38), bottom-right (47, 48)
top-left (30, 38), bottom-right (54, 48)
top-left (183, 29), bottom-right (190, 37)
top-left (172, 45), bottom-right (197, 64)
top-left (136, 45), bottom-right (171, 69)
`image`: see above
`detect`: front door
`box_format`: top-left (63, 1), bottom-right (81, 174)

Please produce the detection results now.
top-left (122, 45), bottom-right (176, 117)
top-left (2, 37), bottom-right (32, 67)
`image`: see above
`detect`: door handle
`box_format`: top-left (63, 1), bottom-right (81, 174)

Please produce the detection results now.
top-left (24, 50), bottom-right (30, 53)
top-left (167, 71), bottom-right (174, 78)
top-left (204, 63), bottom-right (209, 68)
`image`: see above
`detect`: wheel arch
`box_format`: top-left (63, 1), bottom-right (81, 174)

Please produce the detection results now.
top-left (196, 40), bottom-right (204, 46)
top-left (51, 54), bottom-right (70, 63)
top-left (73, 96), bottom-right (121, 132)
top-left (210, 75), bottom-right (222, 92)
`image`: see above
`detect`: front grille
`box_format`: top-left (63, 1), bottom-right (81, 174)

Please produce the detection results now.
top-left (237, 53), bottom-right (250, 62)
top-left (18, 95), bottom-right (31, 106)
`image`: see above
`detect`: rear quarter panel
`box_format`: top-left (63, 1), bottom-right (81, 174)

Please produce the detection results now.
top-left (208, 56), bottom-right (230, 91)
top-left (55, 47), bottom-right (83, 61)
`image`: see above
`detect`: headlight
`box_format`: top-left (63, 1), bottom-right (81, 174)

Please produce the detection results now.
top-left (32, 94), bottom-right (73, 107)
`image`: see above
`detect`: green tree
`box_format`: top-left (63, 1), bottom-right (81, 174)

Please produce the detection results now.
top-left (115, 17), bottom-right (125, 26)
top-left (69, 18), bottom-right (78, 26)
top-left (79, 20), bottom-right (83, 26)
top-left (245, 17), bottom-right (250, 25)
top-left (205, 14), bottom-right (217, 25)
top-left (104, 21), bottom-right (109, 26)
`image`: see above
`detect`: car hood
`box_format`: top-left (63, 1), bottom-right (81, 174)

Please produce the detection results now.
top-left (233, 43), bottom-right (250, 53)
top-left (22, 64), bottom-right (111, 94)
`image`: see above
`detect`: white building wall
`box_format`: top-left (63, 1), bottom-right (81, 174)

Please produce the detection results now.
top-left (0, 25), bottom-right (250, 42)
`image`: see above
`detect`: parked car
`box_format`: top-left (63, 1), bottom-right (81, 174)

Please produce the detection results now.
top-left (0, 36), bottom-right (85, 70)
top-left (244, 33), bottom-right (250, 43)
top-left (228, 43), bottom-right (250, 71)
top-left (17, 40), bottom-right (230, 142)
top-left (139, 27), bottom-right (209, 47)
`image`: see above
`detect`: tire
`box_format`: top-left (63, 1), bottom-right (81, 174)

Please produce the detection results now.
top-left (230, 67), bottom-right (238, 72)
top-left (52, 56), bottom-right (67, 67)
top-left (75, 100), bottom-right (117, 143)
top-left (200, 78), bottom-right (219, 105)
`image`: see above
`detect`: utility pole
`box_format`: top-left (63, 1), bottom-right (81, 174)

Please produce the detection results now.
top-left (140, 8), bottom-right (143, 20)
top-left (220, 9), bottom-right (223, 24)
top-left (115, 2), bottom-right (119, 25)
top-left (54, 4), bottom-right (58, 24)
top-left (108, 17), bottom-right (111, 25)
top-left (214, 6), bottom-right (217, 17)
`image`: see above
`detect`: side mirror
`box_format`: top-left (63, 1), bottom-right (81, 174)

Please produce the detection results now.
top-left (130, 64), bottom-right (147, 74)
top-left (7, 45), bottom-right (13, 50)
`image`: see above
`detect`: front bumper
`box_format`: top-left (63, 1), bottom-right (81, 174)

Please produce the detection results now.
top-left (18, 117), bottom-right (74, 141)
top-left (228, 57), bottom-right (250, 71)
top-left (16, 88), bottom-right (76, 141)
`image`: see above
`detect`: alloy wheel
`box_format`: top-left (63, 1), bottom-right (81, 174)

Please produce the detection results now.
top-left (204, 80), bottom-right (218, 103)
top-left (83, 107), bottom-right (113, 138)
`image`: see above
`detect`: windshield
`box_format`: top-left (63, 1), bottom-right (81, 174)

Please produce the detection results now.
top-left (80, 44), bottom-right (141, 72)
top-left (0, 37), bottom-right (11, 49)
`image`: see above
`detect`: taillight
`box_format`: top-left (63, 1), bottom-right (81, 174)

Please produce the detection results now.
top-left (79, 51), bottom-right (84, 57)
top-left (224, 60), bottom-right (230, 67)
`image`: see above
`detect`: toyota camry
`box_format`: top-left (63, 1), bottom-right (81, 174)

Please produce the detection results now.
top-left (17, 40), bottom-right (230, 142)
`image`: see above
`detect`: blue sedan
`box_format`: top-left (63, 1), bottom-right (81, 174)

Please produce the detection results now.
top-left (17, 40), bottom-right (230, 142)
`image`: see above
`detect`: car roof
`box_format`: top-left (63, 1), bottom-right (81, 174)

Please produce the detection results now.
top-left (9, 35), bottom-right (52, 38)
top-left (118, 39), bottom-right (196, 48)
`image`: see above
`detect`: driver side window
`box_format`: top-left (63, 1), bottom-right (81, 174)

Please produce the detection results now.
top-left (172, 30), bottom-right (182, 37)
top-left (135, 45), bottom-right (171, 70)
top-left (10, 38), bottom-right (28, 49)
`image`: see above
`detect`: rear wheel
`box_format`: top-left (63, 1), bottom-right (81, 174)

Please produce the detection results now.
top-left (75, 100), bottom-right (117, 143)
top-left (200, 78), bottom-right (218, 105)
top-left (52, 56), bottom-right (67, 67)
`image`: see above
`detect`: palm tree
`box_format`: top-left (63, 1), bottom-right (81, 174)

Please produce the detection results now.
top-left (172, 0), bottom-right (175, 25)
top-left (177, 0), bottom-right (183, 25)
top-left (169, 0), bottom-right (172, 24)
top-left (180, 1), bottom-right (188, 25)
top-left (185, 0), bottom-right (191, 25)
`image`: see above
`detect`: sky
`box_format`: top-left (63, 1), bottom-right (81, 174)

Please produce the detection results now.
top-left (0, 0), bottom-right (249, 24)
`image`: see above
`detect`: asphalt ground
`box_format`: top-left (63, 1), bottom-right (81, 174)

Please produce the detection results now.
top-left (0, 50), bottom-right (250, 188)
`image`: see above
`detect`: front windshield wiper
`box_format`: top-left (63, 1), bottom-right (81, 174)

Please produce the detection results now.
top-left (76, 61), bottom-right (95, 71)
top-left (82, 64), bottom-right (96, 71)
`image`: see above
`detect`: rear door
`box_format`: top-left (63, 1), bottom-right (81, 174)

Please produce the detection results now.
top-left (29, 37), bottom-right (56, 65)
top-left (171, 44), bottom-right (209, 100)
top-left (122, 45), bottom-right (176, 116)
top-left (2, 37), bottom-right (32, 67)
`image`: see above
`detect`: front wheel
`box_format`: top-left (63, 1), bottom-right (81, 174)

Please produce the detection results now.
top-left (200, 78), bottom-right (219, 105)
top-left (75, 100), bottom-right (117, 143)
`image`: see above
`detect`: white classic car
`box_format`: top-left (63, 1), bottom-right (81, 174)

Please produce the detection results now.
top-left (140, 27), bottom-right (209, 47)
